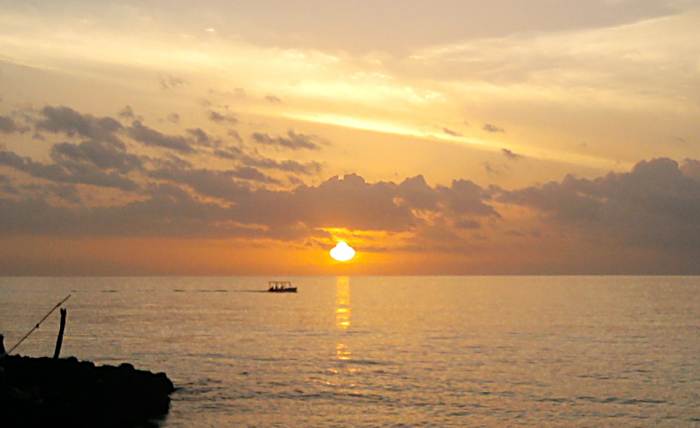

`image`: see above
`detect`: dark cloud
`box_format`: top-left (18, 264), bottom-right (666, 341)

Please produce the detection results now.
top-left (212, 146), bottom-right (244, 160)
top-left (0, 185), bottom-right (243, 238)
top-left (230, 174), bottom-right (415, 232)
top-left (117, 105), bottom-right (141, 121)
top-left (186, 128), bottom-right (217, 147)
top-left (501, 148), bottom-right (522, 160)
top-left (0, 149), bottom-right (139, 191)
top-left (397, 175), bottom-right (439, 210)
top-left (36, 106), bottom-right (123, 143)
top-left (499, 158), bottom-right (700, 252)
top-left (6, 100), bottom-right (700, 273)
top-left (438, 179), bottom-right (499, 217)
top-left (442, 127), bottom-right (462, 137)
top-left (0, 115), bottom-right (27, 134)
top-left (230, 166), bottom-right (279, 183)
top-left (126, 121), bottom-right (194, 153)
top-left (251, 130), bottom-right (321, 151)
top-left (680, 158), bottom-right (700, 180)
top-left (0, 164), bottom-right (496, 240)
top-left (50, 139), bottom-right (143, 173)
top-left (246, 158), bottom-right (321, 175)
top-left (212, 145), bottom-right (321, 175)
top-left (151, 165), bottom-right (277, 198)
top-left (483, 123), bottom-right (505, 133)
top-left (53, 184), bottom-right (81, 203)
top-left (208, 111), bottom-right (238, 125)
top-left (0, 174), bottom-right (18, 194)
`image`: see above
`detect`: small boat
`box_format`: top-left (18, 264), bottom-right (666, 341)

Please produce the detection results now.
top-left (267, 281), bottom-right (297, 293)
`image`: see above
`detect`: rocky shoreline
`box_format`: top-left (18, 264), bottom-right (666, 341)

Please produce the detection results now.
top-left (0, 354), bottom-right (175, 427)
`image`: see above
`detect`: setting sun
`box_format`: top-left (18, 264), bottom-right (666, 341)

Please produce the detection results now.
top-left (330, 242), bottom-right (356, 262)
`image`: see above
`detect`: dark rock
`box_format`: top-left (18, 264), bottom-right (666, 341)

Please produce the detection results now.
top-left (0, 355), bottom-right (175, 428)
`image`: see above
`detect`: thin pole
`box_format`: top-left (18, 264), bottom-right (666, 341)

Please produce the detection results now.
top-left (7, 294), bottom-right (71, 355)
top-left (53, 308), bottom-right (67, 359)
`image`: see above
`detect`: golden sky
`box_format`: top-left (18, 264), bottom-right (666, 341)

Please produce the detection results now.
top-left (1, 1), bottom-right (700, 274)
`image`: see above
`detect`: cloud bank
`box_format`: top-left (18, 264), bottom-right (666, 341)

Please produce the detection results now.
top-left (1, 104), bottom-right (699, 273)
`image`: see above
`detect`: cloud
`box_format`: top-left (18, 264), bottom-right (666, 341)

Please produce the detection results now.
top-left (158, 74), bottom-right (185, 90)
top-left (0, 184), bottom-right (244, 237)
top-left (437, 179), bottom-right (499, 217)
top-left (230, 174), bottom-right (417, 233)
top-left (0, 149), bottom-right (139, 191)
top-left (5, 101), bottom-right (700, 272)
top-left (211, 142), bottom-right (321, 175)
top-left (483, 123), bottom-right (505, 133)
top-left (4, 144), bottom-right (700, 274)
top-left (151, 165), bottom-right (277, 195)
top-left (442, 127), bottom-right (462, 137)
top-left (499, 157), bottom-right (700, 251)
top-left (166, 113), bottom-right (180, 124)
top-left (117, 105), bottom-right (141, 121)
top-left (265, 95), bottom-right (282, 104)
top-left (50, 139), bottom-right (143, 174)
top-left (208, 111), bottom-right (238, 125)
top-left (680, 158), bottom-right (700, 180)
top-left (0, 115), bottom-right (27, 134)
top-left (397, 175), bottom-right (440, 210)
top-left (36, 106), bottom-right (123, 143)
top-left (241, 154), bottom-right (321, 175)
top-left (0, 174), bottom-right (18, 194)
top-left (501, 148), bottom-right (522, 160)
top-left (126, 121), bottom-right (194, 153)
top-left (251, 130), bottom-right (321, 150)
top-left (0, 164), bottom-right (496, 240)
top-left (186, 128), bottom-right (217, 147)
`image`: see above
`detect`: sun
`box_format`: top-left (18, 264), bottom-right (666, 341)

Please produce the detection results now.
top-left (330, 241), bottom-right (356, 262)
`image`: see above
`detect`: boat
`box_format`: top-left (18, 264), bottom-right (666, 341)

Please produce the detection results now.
top-left (267, 280), bottom-right (297, 293)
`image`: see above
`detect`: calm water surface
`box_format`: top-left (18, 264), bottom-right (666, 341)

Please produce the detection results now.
top-left (0, 276), bottom-right (698, 427)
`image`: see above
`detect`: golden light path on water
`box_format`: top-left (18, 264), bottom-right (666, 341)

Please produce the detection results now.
top-left (335, 276), bottom-right (351, 362)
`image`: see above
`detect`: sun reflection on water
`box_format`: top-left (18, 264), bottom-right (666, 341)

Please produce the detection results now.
top-left (335, 276), bottom-right (351, 361)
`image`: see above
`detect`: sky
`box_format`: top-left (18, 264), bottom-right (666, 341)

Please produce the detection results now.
top-left (1, 0), bottom-right (699, 275)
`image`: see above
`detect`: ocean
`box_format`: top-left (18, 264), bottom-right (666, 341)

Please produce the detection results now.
top-left (1, 276), bottom-right (698, 427)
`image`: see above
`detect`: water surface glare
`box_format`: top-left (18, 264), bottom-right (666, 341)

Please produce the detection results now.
top-left (1, 276), bottom-right (699, 426)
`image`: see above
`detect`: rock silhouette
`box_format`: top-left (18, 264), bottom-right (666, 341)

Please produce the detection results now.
top-left (0, 355), bottom-right (175, 427)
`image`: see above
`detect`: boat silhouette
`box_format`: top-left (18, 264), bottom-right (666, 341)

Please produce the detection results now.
top-left (267, 280), bottom-right (297, 293)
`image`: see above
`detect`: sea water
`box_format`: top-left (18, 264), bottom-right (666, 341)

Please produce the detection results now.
top-left (0, 276), bottom-right (698, 426)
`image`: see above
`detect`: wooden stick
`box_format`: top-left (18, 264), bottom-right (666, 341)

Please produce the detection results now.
top-left (53, 308), bottom-right (67, 359)
top-left (8, 294), bottom-right (71, 355)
